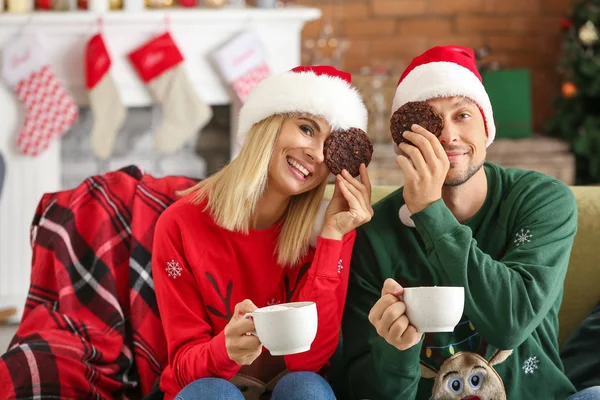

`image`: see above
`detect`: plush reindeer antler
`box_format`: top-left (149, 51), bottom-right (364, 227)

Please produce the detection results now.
top-left (488, 349), bottom-right (513, 366)
top-left (421, 363), bottom-right (439, 379)
top-left (205, 272), bottom-right (233, 321)
top-left (284, 262), bottom-right (310, 302)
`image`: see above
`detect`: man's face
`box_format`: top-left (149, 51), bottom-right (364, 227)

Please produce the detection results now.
top-left (427, 97), bottom-right (488, 187)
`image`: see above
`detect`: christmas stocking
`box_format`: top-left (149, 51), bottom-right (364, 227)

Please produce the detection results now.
top-left (213, 30), bottom-right (272, 103)
top-left (2, 35), bottom-right (78, 157)
top-left (85, 33), bottom-right (126, 160)
top-left (128, 32), bottom-right (212, 153)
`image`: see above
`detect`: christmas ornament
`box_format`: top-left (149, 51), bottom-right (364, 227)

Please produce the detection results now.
top-left (128, 32), bottom-right (212, 153)
top-left (6, 0), bottom-right (31, 12)
top-left (203, 0), bottom-right (226, 7)
top-left (85, 33), bottom-right (126, 160)
top-left (50, 0), bottom-right (71, 10)
top-left (1, 35), bottom-right (78, 157)
top-left (123, 0), bottom-right (144, 11)
top-left (579, 20), bottom-right (598, 46)
top-left (179, 0), bottom-right (196, 7)
top-left (562, 81), bottom-right (578, 98)
top-left (36, 0), bottom-right (49, 8)
top-left (145, 0), bottom-right (171, 8)
top-left (88, 0), bottom-right (108, 12)
top-left (560, 17), bottom-right (573, 31)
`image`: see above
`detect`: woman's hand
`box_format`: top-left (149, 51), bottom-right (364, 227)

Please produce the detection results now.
top-left (224, 299), bottom-right (263, 366)
top-left (321, 164), bottom-right (374, 240)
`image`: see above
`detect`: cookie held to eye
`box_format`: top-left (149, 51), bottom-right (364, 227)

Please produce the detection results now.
top-left (390, 101), bottom-right (444, 146)
top-left (324, 128), bottom-right (373, 177)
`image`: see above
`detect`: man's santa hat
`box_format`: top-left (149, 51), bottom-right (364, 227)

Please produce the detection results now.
top-left (237, 65), bottom-right (368, 145)
top-left (393, 46), bottom-right (496, 228)
top-left (391, 45), bottom-right (496, 148)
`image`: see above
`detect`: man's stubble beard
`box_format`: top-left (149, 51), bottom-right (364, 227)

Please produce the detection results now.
top-left (443, 159), bottom-right (485, 187)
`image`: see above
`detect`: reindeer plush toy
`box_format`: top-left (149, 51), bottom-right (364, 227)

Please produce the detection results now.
top-left (421, 350), bottom-right (513, 400)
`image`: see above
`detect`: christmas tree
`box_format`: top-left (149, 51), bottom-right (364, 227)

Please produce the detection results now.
top-left (547, 1), bottom-right (600, 185)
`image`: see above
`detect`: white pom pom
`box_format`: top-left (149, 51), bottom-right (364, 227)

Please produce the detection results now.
top-left (310, 198), bottom-right (331, 248)
top-left (399, 204), bottom-right (415, 228)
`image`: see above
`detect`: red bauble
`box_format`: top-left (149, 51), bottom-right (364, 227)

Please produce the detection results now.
top-left (561, 17), bottom-right (574, 31)
top-left (562, 82), bottom-right (578, 98)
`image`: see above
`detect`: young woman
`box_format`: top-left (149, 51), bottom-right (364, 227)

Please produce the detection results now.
top-left (152, 65), bottom-right (373, 400)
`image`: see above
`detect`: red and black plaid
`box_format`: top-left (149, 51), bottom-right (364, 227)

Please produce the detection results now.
top-left (0, 166), bottom-right (197, 399)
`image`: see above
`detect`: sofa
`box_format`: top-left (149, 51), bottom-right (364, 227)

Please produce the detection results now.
top-left (0, 171), bottom-right (597, 399)
top-left (325, 184), bottom-right (600, 347)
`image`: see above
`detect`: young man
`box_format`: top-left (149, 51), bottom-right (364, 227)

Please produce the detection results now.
top-left (341, 46), bottom-right (600, 399)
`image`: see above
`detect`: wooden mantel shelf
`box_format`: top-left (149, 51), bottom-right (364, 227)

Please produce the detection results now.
top-left (0, 7), bottom-right (321, 24)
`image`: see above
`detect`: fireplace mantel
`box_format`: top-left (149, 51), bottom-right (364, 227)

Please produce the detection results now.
top-left (0, 8), bottom-right (320, 106)
top-left (0, 7), bottom-right (319, 321)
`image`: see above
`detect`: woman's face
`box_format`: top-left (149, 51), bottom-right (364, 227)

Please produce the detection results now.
top-left (267, 115), bottom-right (332, 197)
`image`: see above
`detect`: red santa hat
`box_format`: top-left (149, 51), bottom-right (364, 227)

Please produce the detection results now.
top-left (237, 65), bottom-right (368, 145)
top-left (391, 46), bottom-right (495, 148)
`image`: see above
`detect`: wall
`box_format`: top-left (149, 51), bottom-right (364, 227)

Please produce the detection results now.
top-left (62, 0), bottom-right (581, 188)
top-left (299, 0), bottom-right (577, 132)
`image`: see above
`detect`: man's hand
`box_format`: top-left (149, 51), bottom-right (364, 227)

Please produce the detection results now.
top-left (396, 124), bottom-right (449, 214)
top-left (224, 299), bottom-right (263, 366)
top-left (368, 278), bottom-right (423, 351)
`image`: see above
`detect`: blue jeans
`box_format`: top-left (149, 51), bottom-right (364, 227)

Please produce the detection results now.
top-left (175, 371), bottom-right (336, 400)
top-left (566, 386), bottom-right (600, 400)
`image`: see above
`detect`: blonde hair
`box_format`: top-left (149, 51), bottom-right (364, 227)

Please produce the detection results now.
top-left (180, 115), bottom-right (328, 266)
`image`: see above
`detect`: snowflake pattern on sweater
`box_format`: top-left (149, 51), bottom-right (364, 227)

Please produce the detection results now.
top-left (165, 260), bottom-right (182, 279)
top-left (522, 356), bottom-right (539, 375)
top-left (514, 228), bottom-right (533, 246)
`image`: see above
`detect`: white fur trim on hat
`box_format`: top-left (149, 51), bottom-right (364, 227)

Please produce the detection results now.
top-left (237, 71), bottom-right (368, 145)
top-left (392, 61), bottom-right (495, 147)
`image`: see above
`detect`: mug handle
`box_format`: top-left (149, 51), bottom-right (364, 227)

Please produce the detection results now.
top-left (243, 312), bottom-right (258, 336)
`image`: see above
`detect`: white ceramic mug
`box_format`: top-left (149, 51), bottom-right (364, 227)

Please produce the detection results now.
top-left (245, 301), bottom-right (318, 356)
top-left (402, 286), bottom-right (465, 333)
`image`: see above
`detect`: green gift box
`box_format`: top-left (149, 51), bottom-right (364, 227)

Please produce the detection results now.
top-left (481, 69), bottom-right (533, 139)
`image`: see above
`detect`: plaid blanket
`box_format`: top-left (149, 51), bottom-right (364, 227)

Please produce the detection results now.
top-left (0, 166), bottom-right (197, 399)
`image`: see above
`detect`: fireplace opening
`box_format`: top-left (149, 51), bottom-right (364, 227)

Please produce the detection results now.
top-left (61, 105), bottom-right (232, 190)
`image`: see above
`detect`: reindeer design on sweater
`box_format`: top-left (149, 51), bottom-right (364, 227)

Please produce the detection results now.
top-left (421, 350), bottom-right (513, 400)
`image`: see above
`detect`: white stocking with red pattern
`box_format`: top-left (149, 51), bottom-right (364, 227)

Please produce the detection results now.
top-left (213, 30), bottom-right (272, 104)
top-left (2, 35), bottom-right (78, 157)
